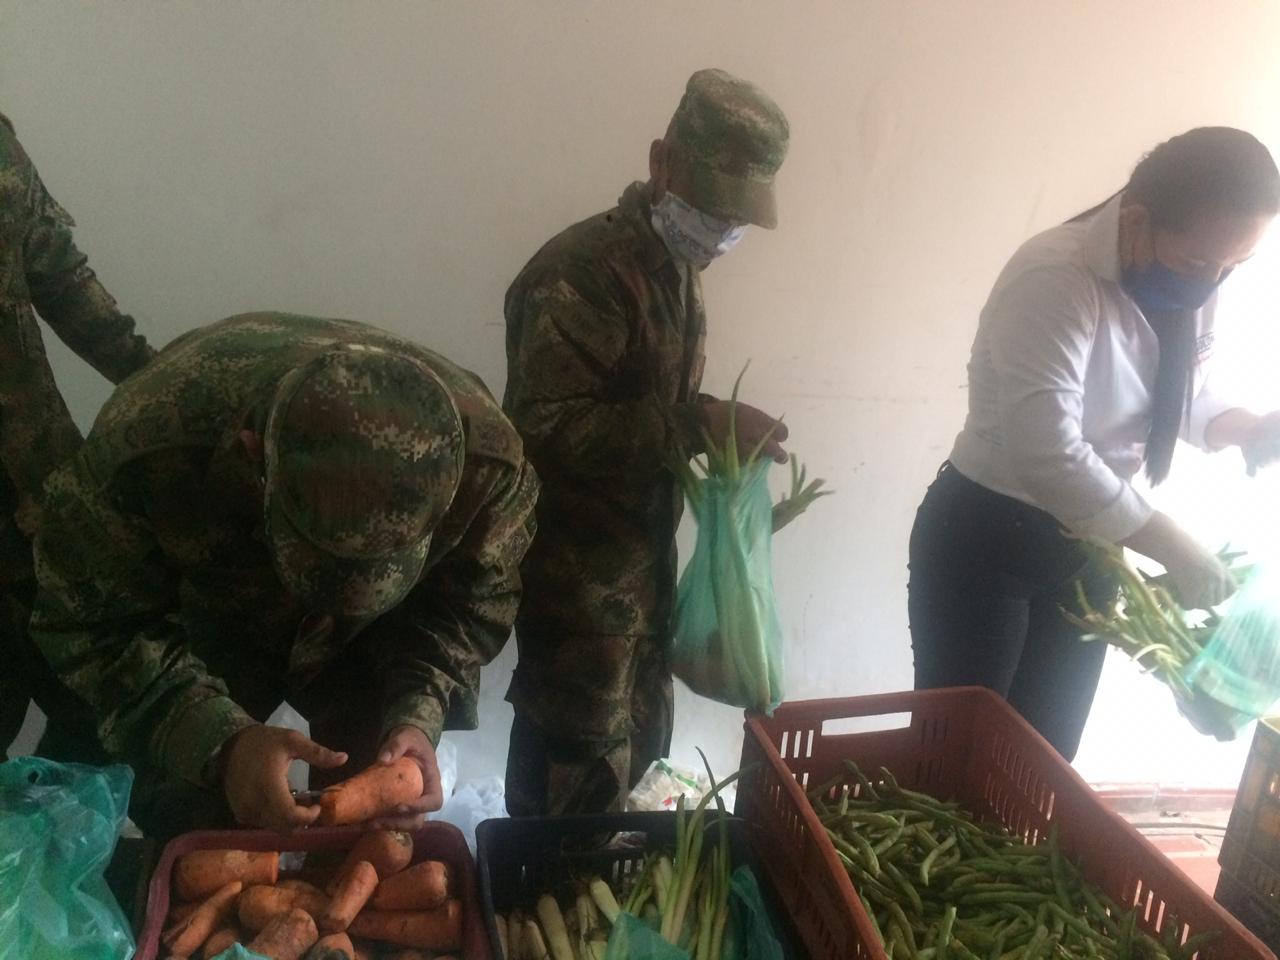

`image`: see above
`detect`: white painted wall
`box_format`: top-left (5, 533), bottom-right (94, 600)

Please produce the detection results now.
top-left (4, 1), bottom-right (1280, 791)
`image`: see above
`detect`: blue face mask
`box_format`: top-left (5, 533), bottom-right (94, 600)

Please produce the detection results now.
top-left (1122, 260), bottom-right (1229, 314)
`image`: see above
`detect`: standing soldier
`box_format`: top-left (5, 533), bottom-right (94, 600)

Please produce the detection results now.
top-left (31, 312), bottom-right (537, 837)
top-left (0, 113), bottom-right (154, 761)
top-left (503, 69), bottom-right (791, 816)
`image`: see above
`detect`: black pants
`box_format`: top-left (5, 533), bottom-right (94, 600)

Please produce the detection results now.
top-left (907, 463), bottom-right (1118, 761)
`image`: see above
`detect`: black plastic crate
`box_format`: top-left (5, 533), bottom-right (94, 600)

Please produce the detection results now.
top-left (1217, 870), bottom-right (1280, 953)
top-left (476, 811), bottom-right (806, 959)
top-left (1221, 719), bottom-right (1280, 894)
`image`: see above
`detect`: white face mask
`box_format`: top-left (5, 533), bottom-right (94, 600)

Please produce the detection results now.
top-left (650, 192), bottom-right (748, 266)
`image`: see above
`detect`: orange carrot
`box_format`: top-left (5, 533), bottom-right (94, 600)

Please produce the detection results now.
top-left (278, 879), bottom-right (329, 898)
top-left (174, 849), bottom-right (280, 901)
top-left (202, 922), bottom-right (243, 958)
top-left (317, 758), bottom-right (423, 826)
top-left (286, 865), bottom-right (340, 892)
top-left (320, 860), bottom-right (379, 934)
top-left (328, 830), bottom-right (414, 891)
top-left (248, 907), bottom-right (320, 960)
top-left (239, 883), bottom-right (330, 932)
top-left (304, 931), bottom-right (356, 960)
top-left (347, 901), bottom-right (462, 951)
top-left (162, 880), bottom-right (243, 957)
top-left (167, 899), bottom-right (201, 926)
top-left (368, 861), bottom-right (449, 910)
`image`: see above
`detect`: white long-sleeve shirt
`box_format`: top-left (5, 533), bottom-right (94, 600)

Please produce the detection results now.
top-left (949, 195), bottom-right (1238, 542)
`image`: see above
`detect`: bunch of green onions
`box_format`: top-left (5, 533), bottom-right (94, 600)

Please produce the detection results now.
top-left (1066, 539), bottom-right (1247, 700)
top-left (667, 364), bottom-right (831, 534)
top-left (496, 753), bottom-right (749, 960)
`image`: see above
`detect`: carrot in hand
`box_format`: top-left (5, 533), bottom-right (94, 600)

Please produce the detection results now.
top-left (305, 931), bottom-right (356, 960)
top-left (368, 860), bottom-right (449, 910)
top-left (239, 882), bottom-right (330, 931)
top-left (174, 849), bottom-right (279, 901)
top-left (321, 860), bottom-right (379, 934)
top-left (317, 757), bottom-right (423, 825)
top-left (202, 922), bottom-right (243, 958)
top-left (347, 901), bottom-right (462, 951)
top-left (249, 907), bottom-right (320, 960)
top-left (167, 900), bottom-right (200, 926)
top-left (329, 830), bottom-right (414, 890)
top-left (162, 880), bottom-right (243, 957)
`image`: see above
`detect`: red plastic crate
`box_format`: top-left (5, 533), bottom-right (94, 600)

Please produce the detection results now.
top-left (736, 686), bottom-right (1274, 960)
top-left (134, 822), bottom-right (489, 960)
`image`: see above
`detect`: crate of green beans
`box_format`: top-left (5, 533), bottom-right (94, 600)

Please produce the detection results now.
top-left (736, 687), bottom-right (1274, 960)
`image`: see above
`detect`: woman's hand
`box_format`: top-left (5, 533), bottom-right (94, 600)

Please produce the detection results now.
top-left (1120, 512), bottom-right (1236, 610)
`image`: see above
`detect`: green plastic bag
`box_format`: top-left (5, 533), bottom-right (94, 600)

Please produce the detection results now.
top-left (671, 460), bottom-right (784, 714)
top-left (605, 913), bottom-right (686, 960)
top-left (0, 757), bottom-right (134, 960)
top-left (1184, 561), bottom-right (1280, 722)
top-left (724, 865), bottom-right (785, 960)
top-left (603, 866), bottom-right (785, 960)
top-left (211, 946), bottom-right (270, 960)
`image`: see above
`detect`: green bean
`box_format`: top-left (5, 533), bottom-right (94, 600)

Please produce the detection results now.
top-left (1048, 826), bottom-right (1074, 912)
top-left (1022, 924), bottom-right (1051, 960)
top-left (959, 891), bottom-right (1052, 906)
top-left (843, 760), bottom-right (882, 801)
top-left (875, 817), bottom-right (909, 855)
top-left (936, 906), bottom-right (957, 959)
top-left (889, 900), bottom-right (922, 956)
top-left (882, 860), bottom-right (925, 915)
top-left (921, 835), bottom-right (957, 886)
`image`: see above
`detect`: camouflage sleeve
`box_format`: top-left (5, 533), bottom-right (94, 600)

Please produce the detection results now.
top-left (30, 450), bottom-right (256, 786)
top-left (372, 456), bottom-right (538, 744)
top-left (506, 279), bottom-right (704, 479)
top-left (20, 151), bottom-right (154, 383)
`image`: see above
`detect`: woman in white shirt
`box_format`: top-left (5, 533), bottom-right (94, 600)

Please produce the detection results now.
top-left (908, 127), bottom-right (1280, 760)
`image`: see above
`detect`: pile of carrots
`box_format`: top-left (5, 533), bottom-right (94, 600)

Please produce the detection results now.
top-left (159, 760), bottom-right (462, 960)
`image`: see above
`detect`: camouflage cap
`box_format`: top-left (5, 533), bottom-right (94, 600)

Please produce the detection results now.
top-left (670, 68), bottom-right (790, 229)
top-left (264, 345), bottom-right (464, 618)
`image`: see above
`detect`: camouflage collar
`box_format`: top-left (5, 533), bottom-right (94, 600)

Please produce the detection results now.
top-left (618, 181), bottom-right (677, 276)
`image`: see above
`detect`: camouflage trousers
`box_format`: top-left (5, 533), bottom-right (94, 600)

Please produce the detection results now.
top-left (505, 627), bottom-right (674, 816)
top-left (0, 565), bottom-right (108, 765)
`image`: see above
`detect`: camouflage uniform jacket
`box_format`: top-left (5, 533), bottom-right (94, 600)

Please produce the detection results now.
top-left (504, 182), bottom-right (708, 642)
top-left (31, 313), bottom-right (538, 787)
top-left (0, 112), bottom-right (153, 578)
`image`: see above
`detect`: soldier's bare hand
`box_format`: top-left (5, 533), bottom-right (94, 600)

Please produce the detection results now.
top-left (220, 725), bottom-right (347, 832)
top-left (702, 400), bottom-right (788, 463)
top-left (368, 725), bottom-right (444, 830)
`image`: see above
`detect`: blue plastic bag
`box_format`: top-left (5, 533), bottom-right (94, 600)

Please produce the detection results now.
top-left (671, 460), bottom-right (784, 714)
top-left (0, 757), bottom-right (134, 960)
